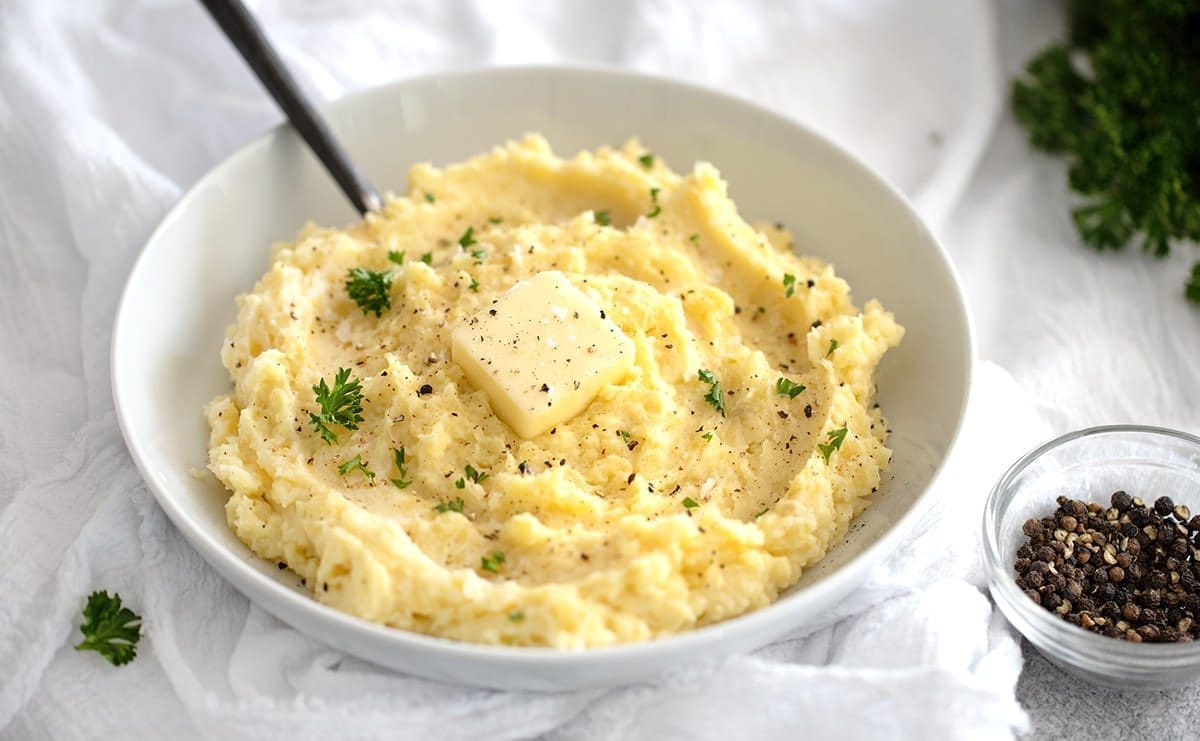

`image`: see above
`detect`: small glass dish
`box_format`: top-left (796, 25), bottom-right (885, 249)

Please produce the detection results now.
top-left (983, 425), bottom-right (1200, 690)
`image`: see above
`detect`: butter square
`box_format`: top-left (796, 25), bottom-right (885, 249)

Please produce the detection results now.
top-left (451, 271), bottom-right (634, 438)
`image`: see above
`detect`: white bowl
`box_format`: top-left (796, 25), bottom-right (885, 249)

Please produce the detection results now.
top-left (112, 66), bottom-right (973, 691)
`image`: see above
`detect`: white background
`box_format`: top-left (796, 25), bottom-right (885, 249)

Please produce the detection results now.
top-left (2, 1), bottom-right (1198, 738)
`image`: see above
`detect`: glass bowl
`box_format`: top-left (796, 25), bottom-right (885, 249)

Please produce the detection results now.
top-left (983, 425), bottom-right (1200, 690)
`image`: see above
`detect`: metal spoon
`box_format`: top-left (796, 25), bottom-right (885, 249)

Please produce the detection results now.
top-left (199, 0), bottom-right (382, 215)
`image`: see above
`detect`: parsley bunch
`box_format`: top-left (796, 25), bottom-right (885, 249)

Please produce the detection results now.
top-left (1012, 0), bottom-right (1200, 304)
top-left (309, 368), bottom-right (364, 444)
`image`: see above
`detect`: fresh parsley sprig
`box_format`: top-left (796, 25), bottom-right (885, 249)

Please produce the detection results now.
top-left (434, 497), bottom-right (464, 514)
top-left (337, 454), bottom-right (375, 480)
top-left (75, 591), bottom-right (142, 667)
top-left (345, 267), bottom-right (392, 317)
top-left (775, 377), bottom-right (806, 399)
top-left (697, 369), bottom-right (726, 417)
top-left (817, 426), bottom-right (848, 464)
top-left (309, 368), bottom-right (364, 444)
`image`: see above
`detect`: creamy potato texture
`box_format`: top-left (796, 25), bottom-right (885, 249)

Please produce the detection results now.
top-left (206, 136), bottom-right (904, 647)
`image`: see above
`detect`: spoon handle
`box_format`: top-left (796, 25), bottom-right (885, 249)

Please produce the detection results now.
top-left (199, 0), bottom-right (383, 215)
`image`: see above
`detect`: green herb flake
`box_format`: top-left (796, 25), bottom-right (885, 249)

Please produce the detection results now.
top-left (702, 431), bottom-right (714, 442)
top-left (638, 153), bottom-right (655, 169)
top-left (454, 478), bottom-right (465, 489)
top-left (595, 209), bottom-right (612, 226)
top-left (469, 247), bottom-right (487, 265)
top-left (508, 609), bottom-right (525, 622)
top-left (826, 339), bottom-right (839, 358)
top-left (688, 233), bottom-right (700, 243)
top-left (458, 226), bottom-right (477, 248)
top-left (775, 377), bottom-right (806, 399)
top-left (682, 497), bottom-right (699, 509)
top-left (481, 551), bottom-right (506, 573)
top-left (420, 252), bottom-right (433, 265)
top-left (391, 447), bottom-right (412, 489)
top-left (464, 464), bottom-right (489, 484)
top-left (647, 187), bottom-right (661, 218)
top-left (75, 591), bottom-right (142, 667)
top-left (387, 250), bottom-right (406, 265)
top-left (782, 273), bottom-right (796, 298)
top-left (489, 216), bottom-right (502, 224)
top-left (337, 454), bottom-right (375, 480)
top-left (697, 368), bottom-right (726, 417)
top-left (468, 276), bottom-right (480, 292)
top-left (424, 192), bottom-right (435, 203)
top-left (345, 267), bottom-right (392, 316)
top-left (817, 426), bottom-right (849, 464)
top-left (309, 368), bottom-right (364, 444)
top-left (434, 497), bottom-right (464, 514)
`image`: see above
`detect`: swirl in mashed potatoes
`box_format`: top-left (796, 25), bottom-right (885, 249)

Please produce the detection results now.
top-left (206, 135), bottom-right (903, 647)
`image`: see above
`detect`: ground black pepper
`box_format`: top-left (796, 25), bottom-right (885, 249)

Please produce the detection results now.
top-left (1014, 491), bottom-right (1200, 643)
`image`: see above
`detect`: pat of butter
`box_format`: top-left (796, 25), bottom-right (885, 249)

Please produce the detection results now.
top-left (451, 270), bottom-right (634, 438)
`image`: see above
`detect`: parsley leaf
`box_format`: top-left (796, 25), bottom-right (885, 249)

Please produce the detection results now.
top-left (458, 226), bottom-right (477, 248)
top-left (508, 609), bottom-right (525, 622)
top-left (826, 339), bottom-right (839, 358)
top-left (424, 192), bottom-right (435, 203)
top-left (775, 377), bottom-right (806, 398)
top-left (817, 426), bottom-right (849, 464)
top-left (783, 273), bottom-right (796, 298)
top-left (595, 209), bottom-right (612, 226)
top-left (481, 551), bottom-right (506, 573)
top-left (489, 216), bottom-right (502, 224)
top-left (345, 267), bottom-right (392, 317)
top-left (688, 233), bottom-right (699, 243)
top-left (464, 464), bottom-right (489, 484)
top-left (682, 497), bottom-right (699, 509)
top-left (638, 153), bottom-right (655, 169)
top-left (420, 252), bottom-right (433, 265)
top-left (434, 497), bottom-right (464, 514)
top-left (387, 250), bottom-right (405, 265)
top-left (75, 591), bottom-right (142, 666)
top-left (697, 369), bottom-right (726, 417)
top-left (647, 187), bottom-right (661, 218)
top-left (337, 454), bottom-right (375, 480)
top-left (702, 431), bottom-right (714, 442)
top-left (309, 368), bottom-right (364, 444)
top-left (391, 447), bottom-right (412, 489)
top-left (468, 276), bottom-right (480, 292)
top-left (469, 246), bottom-right (487, 264)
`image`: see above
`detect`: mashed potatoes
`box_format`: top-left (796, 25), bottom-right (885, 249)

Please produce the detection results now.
top-left (206, 135), bottom-right (903, 647)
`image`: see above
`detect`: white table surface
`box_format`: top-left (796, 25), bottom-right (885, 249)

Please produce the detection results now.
top-left (1, 1), bottom-right (1197, 738)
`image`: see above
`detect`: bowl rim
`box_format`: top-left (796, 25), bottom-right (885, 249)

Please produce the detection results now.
top-left (110, 63), bottom-right (976, 665)
top-left (984, 423), bottom-right (1200, 665)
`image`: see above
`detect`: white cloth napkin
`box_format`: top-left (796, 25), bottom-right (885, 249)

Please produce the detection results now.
top-left (4, 0), bottom-right (1199, 738)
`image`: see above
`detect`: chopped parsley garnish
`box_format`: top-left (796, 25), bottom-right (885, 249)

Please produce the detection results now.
top-left (638, 153), bottom-right (655, 169)
top-left (817, 426), bottom-right (849, 464)
top-left (782, 273), bottom-right (796, 298)
top-left (775, 377), bottom-right (806, 399)
top-left (682, 497), bottom-right (699, 509)
top-left (387, 250), bottom-right (405, 265)
top-left (480, 551), bottom-right (506, 573)
top-left (702, 431), bottom-right (714, 442)
top-left (826, 339), bottom-right (839, 358)
top-left (345, 267), bottom-right (392, 316)
top-left (337, 454), bottom-right (375, 480)
top-left (420, 252), bottom-right (433, 265)
top-left (488, 216), bottom-right (502, 224)
top-left (309, 368), bottom-right (364, 444)
top-left (455, 478), bottom-right (465, 489)
top-left (697, 369), bottom-right (726, 417)
top-left (434, 497), bottom-right (464, 514)
top-left (618, 429), bottom-right (638, 450)
top-left (469, 246), bottom-right (487, 264)
top-left (458, 226), bottom-right (477, 248)
top-left (75, 591), bottom-right (142, 666)
top-left (391, 447), bottom-right (412, 489)
top-left (688, 233), bottom-right (699, 243)
top-left (595, 209), bottom-right (612, 226)
top-left (647, 187), bottom-right (661, 218)
top-left (468, 276), bottom-right (480, 292)
top-left (465, 464), bottom-right (489, 484)
top-left (508, 609), bottom-right (525, 622)
top-left (424, 192), bottom-right (435, 203)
